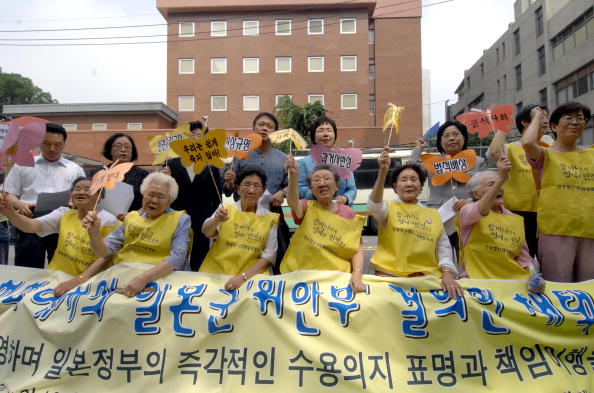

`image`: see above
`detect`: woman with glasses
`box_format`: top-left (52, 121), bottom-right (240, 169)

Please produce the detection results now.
top-left (89, 133), bottom-right (149, 216)
top-left (522, 101), bottom-right (594, 282)
top-left (200, 166), bottom-right (279, 290)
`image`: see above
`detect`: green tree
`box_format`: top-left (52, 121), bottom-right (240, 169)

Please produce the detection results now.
top-left (274, 97), bottom-right (327, 152)
top-left (0, 72), bottom-right (58, 106)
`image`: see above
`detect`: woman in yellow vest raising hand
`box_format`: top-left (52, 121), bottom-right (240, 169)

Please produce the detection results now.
top-left (200, 166), bottom-right (279, 290)
top-left (459, 156), bottom-right (533, 279)
top-left (84, 172), bottom-right (191, 297)
top-left (368, 147), bottom-right (462, 299)
top-left (281, 156), bottom-right (366, 293)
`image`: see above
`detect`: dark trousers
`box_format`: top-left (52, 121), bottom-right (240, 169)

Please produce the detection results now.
top-left (14, 210), bottom-right (59, 269)
top-left (270, 205), bottom-right (291, 275)
top-left (0, 221), bottom-right (10, 265)
top-left (189, 226), bottom-right (211, 272)
top-left (513, 210), bottom-right (538, 259)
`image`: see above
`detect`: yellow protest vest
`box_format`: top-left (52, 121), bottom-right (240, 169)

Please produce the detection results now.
top-left (504, 143), bottom-right (539, 212)
top-left (47, 209), bottom-right (119, 276)
top-left (537, 147), bottom-right (594, 239)
top-left (199, 204), bottom-right (279, 275)
top-left (281, 201), bottom-right (365, 273)
top-left (461, 210), bottom-right (529, 280)
top-left (371, 202), bottom-right (442, 277)
top-left (114, 210), bottom-right (185, 265)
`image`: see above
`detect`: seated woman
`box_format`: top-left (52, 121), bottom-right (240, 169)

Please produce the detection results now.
top-left (281, 157), bottom-right (366, 292)
top-left (0, 177), bottom-right (119, 296)
top-left (83, 172), bottom-right (191, 297)
top-left (368, 148), bottom-right (462, 299)
top-left (458, 156), bottom-right (532, 279)
top-left (200, 166), bottom-right (279, 290)
top-left (298, 116), bottom-right (356, 206)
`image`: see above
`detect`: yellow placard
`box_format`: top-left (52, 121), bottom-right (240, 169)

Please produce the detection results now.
top-left (382, 103), bottom-right (405, 134)
top-left (1, 265), bottom-right (593, 392)
top-left (269, 129), bottom-right (307, 150)
top-left (89, 162), bottom-right (134, 195)
top-left (169, 129), bottom-right (228, 173)
top-left (148, 124), bottom-right (192, 165)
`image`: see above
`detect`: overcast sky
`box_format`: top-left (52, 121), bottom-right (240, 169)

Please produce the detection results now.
top-left (1, 0), bottom-right (516, 125)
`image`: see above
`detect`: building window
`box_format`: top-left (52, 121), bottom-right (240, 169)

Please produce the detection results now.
top-left (513, 29), bottom-right (520, 55)
top-left (515, 64), bottom-right (522, 90)
top-left (308, 57), bottom-right (324, 72)
top-left (503, 74), bottom-right (507, 89)
top-left (369, 94), bottom-right (376, 115)
top-left (178, 58), bottom-right (195, 74)
top-left (496, 48), bottom-right (499, 64)
top-left (480, 63), bottom-right (484, 77)
top-left (243, 20), bottom-right (259, 36)
top-left (211, 96), bottom-right (227, 111)
top-left (211, 58), bottom-right (227, 74)
top-left (179, 22), bottom-right (194, 37)
top-left (497, 79), bottom-right (500, 93)
top-left (63, 124), bottom-right (77, 131)
top-left (308, 94), bottom-right (324, 105)
top-left (178, 96), bottom-right (194, 112)
top-left (211, 21), bottom-right (227, 37)
top-left (275, 95), bottom-right (292, 106)
top-left (308, 19), bottom-right (324, 35)
top-left (340, 18), bottom-right (356, 34)
top-left (551, 8), bottom-right (593, 60)
top-left (535, 7), bottom-right (544, 36)
top-left (341, 56), bottom-right (357, 72)
top-left (469, 93), bottom-right (484, 109)
top-left (91, 123), bottom-right (107, 131)
top-left (502, 42), bottom-right (506, 58)
top-left (243, 95), bottom-right (260, 111)
top-left (539, 88), bottom-right (547, 107)
top-left (275, 57), bottom-right (291, 73)
top-left (275, 20), bottom-right (291, 35)
top-left (341, 94), bottom-right (357, 109)
top-left (537, 46), bottom-right (546, 76)
top-left (368, 29), bottom-right (375, 44)
top-left (127, 123), bottom-right (142, 130)
top-left (466, 76), bottom-right (470, 89)
top-left (243, 57), bottom-right (259, 74)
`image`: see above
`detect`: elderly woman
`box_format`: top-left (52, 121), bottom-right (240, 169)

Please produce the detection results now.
top-left (458, 156), bottom-right (532, 279)
top-left (83, 172), bottom-right (191, 297)
top-left (88, 133), bottom-right (149, 215)
top-left (200, 166), bottom-right (279, 290)
top-left (298, 116), bottom-right (356, 206)
top-left (522, 102), bottom-right (594, 282)
top-left (368, 147), bottom-right (462, 299)
top-left (0, 177), bottom-right (119, 295)
top-left (281, 156), bottom-right (365, 292)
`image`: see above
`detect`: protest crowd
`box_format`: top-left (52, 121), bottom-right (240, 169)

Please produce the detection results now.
top-left (0, 101), bottom-right (592, 297)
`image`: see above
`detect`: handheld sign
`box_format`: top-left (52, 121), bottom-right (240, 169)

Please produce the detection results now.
top-left (421, 149), bottom-right (477, 186)
top-left (0, 121), bottom-right (45, 167)
top-left (269, 128), bottom-right (307, 150)
top-left (456, 104), bottom-right (514, 138)
top-left (382, 103), bottom-right (405, 145)
top-left (169, 128), bottom-right (228, 174)
top-left (224, 133), bottom-right (262, 160)
top-left (311, 144), bottom-right (362, 179)
top-left (148, 124), bottom-right (192, 165)
top-left (89, 162), bottom-right (134, 196)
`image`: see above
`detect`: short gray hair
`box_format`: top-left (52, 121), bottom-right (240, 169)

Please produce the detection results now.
top-left (466, 171), bottom-right (497, 201)
top-left (140, 172), bottom-right (179, 202)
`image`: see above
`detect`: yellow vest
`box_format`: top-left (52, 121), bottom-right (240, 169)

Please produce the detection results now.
top-left (280, 201), bottom-right (365, 273)
top-left (114, 210), bottom-right (185, 265)
top-left (537, 147), bottom-right (594, 239)
top-left (371, 202), bottom-right (442, 277)
top-left (47, 209), bottom-right (119, 276)
top-left (199, 204), bottom-right (279, 275)
top-left (504, 143), bottom-right (539, 212)
top-left (461, 209), bottom-right (529, 279)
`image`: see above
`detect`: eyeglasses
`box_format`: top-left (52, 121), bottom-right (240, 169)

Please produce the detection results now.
top-left (560, 115), bottom-right (586, 123)
top-left (240, 183), bottom-right (263, 190)
top-left (442, 131), bottom-right (462, 139)
top-left (113, 144), bottom-right (132, 151)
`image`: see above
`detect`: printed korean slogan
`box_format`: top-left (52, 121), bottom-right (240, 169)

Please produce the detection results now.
top-left (0, 265), bottom-right (593, 392)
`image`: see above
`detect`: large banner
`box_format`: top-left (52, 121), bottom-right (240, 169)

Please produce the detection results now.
top-left (1, 264), bottom-right (593, 392)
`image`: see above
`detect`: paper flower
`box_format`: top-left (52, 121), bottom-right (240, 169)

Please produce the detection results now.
top-left (169, 128), bottom-right (228, 174)
top-left (269, 129), bottom-right (307, 150)
top-left (456, 104), bottom-right (514, 138)
top-left (382, 103), bottom-right (405, 134)
top-left (224, 133), bottom-right (262, 160)
top-left (311, 144), bottom-right (362, 179)
top-left (0, 121), bottom-right (46, 167)
top-left (421, 149), bottom-right (477, 186)
top-left (148, 124), bottom-right (192, 165)
top-left (90, 162), bottom-right (134, 196)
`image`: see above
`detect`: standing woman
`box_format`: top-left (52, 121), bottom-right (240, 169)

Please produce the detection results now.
top-left (282, 157), bottom-right (365, 292)
top-left (368, 148), bottom-right (461, 299)
top-left (89, 133), bottom-right (149, 215)
top-left (522, 102), bottom-right (594, 282)
top-left (298, 116), bottom-right (357, 206)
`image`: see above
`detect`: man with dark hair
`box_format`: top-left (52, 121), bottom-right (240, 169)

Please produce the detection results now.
top-left (4, 122), bottom-right (85, 268)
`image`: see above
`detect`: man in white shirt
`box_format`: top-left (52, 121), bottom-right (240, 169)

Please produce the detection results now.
top-left (4, 123), bottom-right (85, 268)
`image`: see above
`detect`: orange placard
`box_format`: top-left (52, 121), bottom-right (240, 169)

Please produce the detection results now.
top-left (456, 104), bottom-right (514, 138)
top-left (169, 128), bottom-right (228, 174)
top-left (421, 149), bottom-right (477, 186)
top-left (224, 133), bottom-right (262, 160)
top-left (90, 162), bottom-right (134, 195)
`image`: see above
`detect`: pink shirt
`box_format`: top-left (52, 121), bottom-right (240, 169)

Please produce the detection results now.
top-left (459, 201), bottom-right (532, 277)
top-left (292, 199), bottom-right (355, 225)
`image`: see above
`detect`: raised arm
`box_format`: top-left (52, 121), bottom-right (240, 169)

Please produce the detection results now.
top-left (478, 156), bottom-right (511, 216)
top-left (487, 131), bottom-right (507, 162)
top-left (83, 210), bottom-right (111, 258)
top-left (0, 193), bottom-right (44, 232)
top-left (521, 107), bottom-right (546, 161)
top-left (370, 147), bottom-right (391, 204)
top-left (284, 155), bottom-right (303, 219)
